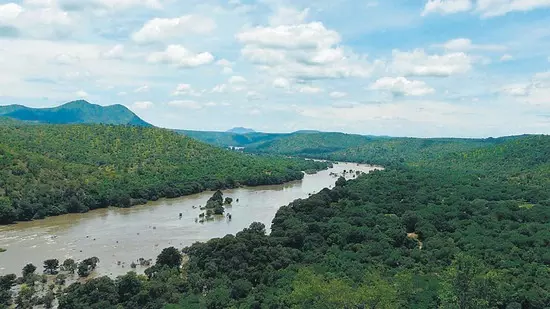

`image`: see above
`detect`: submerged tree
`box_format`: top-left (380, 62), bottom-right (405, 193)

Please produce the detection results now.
top-left (61, 259), bottom-right (77, 274)
top-left (43, 259), bottom-right (59, 275)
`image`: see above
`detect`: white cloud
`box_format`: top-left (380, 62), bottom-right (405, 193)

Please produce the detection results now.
top-left (476, 0), bottom-right (550, 17)
top-left (172, 83), bottom-right (202, 96)
top-left (167, 100), bottom-right (202, 109)
top-left (423, 0), bottom-right (472, 15)
top-left (273, 77), bottom-right (290, 88)
top-left (117, 91), bottom-right (127, 96)
top-left (53, 53), bottom-right (81, 65)
top-left (216, 59), bottom-right (233, 67)
top-left (501, 83), bottom-right (530, 96)
top-left (229, 75), bottom-right (247, 84)
top-left (371, 76), bottom-right (435, 96)
top-left (222, 67), bottom-right (233, 74)
top-left (212, 84), bottom-right (228, 93)
top-left (249, 108), bottom-right (261, 115)
top-left (268, 7), bottom-right (309, 26)
top-left (331, 101), bottom-right (357, 108)
top-left (246, 91), bottom-right (262, 100)
top-left (423, 0), bottom-right (550, 17)
top-left (132, 15), bottom-right (216, 43)
top-left (62, 0), bottom-right (163, 11)
top-left (101, 44), bottom-right (124, 59)
top-left (298, 85), bottom-right (324, 93)
top-left (76, 90), bottom-right (88, 97)
top-left (147, 45), bottom-right (214, 68)
top-left (237, 21), bottom-right (374, 80)
top-left (134, 85), bottom-right (149, 93)
top-left (237, 22), bottom-right (339, 50)
top-left (391, 49), bottom-right (472, 77)
top-left (0, 2), bottom-right (72, 39)
top-left (534, 71), bottom-right (550, 80)
top-left (96, 0), bottom-right (162, 10)
top-left (440, 38), bottom-right (505, 51)
top-left (500, 54), bottom-right (514, 62)
top-left (132, 101), bottom-right (153, 109)
top-left (499, 72), bottom-right (550, 105)
top-left (0, 3), bottom-right (23, 20)
top-left (329, 91), bottom-right (348, 98)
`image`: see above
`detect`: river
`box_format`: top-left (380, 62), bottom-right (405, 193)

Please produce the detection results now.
top-left (0, 162), bottom-right (379, 277)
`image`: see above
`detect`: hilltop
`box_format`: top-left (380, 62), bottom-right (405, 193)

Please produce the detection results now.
top-left (0, 100), bottom-right (151, 126)
top-left (227, 127), bottom-right (256, 134)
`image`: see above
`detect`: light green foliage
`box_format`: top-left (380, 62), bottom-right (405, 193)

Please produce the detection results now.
top-left (290, 268), bottom-right (400, 309)
top-left (0, 124), bottom-right (328, 223)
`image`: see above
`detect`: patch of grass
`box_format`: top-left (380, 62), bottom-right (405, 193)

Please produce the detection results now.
top-left (0, 248), bottom-right (6, 253)
top-left (519, 203), bottom-right (535, 209)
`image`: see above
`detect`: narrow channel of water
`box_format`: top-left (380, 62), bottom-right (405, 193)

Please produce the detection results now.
top-left (0, 162), bottom-right (379, 276)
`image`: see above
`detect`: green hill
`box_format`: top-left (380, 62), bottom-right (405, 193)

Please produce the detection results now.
top-left (248, 132), bottom-right (383, 155)
top-left (0, 124), bottom-right (328, 224)
top-left (0, 100), bottom-right (151, 126)
top-left (227, 127), bottom-right (256, 134)
top-left (177, 130), bottom-right (290, 148)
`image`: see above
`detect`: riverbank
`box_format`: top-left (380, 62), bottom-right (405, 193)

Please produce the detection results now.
top-left (0, 162), bottom-right (377, 277)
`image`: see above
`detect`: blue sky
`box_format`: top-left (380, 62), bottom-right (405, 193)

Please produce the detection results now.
top-left (0, 0), bottom-right (549, 137)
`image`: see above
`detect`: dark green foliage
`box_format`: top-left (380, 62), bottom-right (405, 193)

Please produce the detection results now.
top-left (213, 204), bottom-right (225, 215)
top-left (43, 259), bottom-right (59, 275)
top-left (58, 276), bottom-right (118, 309)
top-left (207, 190), bottom-right (224, 208)
top-left (156, 247), bottom-right (182, 268)
top-left (61, 259), bottom-right (76, 274)
top-left (59, 268), bottom-right (187, 309)
top-left (22, 264), bottom-right (36, 278)
top-left (77, 257), bottom-right (99, 278)
top-left (0, 100), bottom-right (151, 126)
top-left (0, 124), bottom-right (328, 223)
top-left (0, 197), bottom-right (16, 224)
top-left (0, 274), bottom-right (16, 307)
top-left (224, 197), bottom-right (233, 204)
top-left (42, 290), bottom-right (55, 309)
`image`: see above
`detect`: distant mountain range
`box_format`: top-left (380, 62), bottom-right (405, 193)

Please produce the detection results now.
top-left (227, 127), bottom-right (256, 134)
top-left (0, 100), bottom-right (151, 126)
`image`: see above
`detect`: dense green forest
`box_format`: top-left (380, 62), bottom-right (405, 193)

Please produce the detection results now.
top-left (0, 100), bottom-right (151, 126)
top-left (177, 130), bottom-right (386, 151)
top-left (176, 130), bottom-right (290, 148)
top-left (245, 133), bottom-right (526, 166)
top-left (177, 130), bottom-right (524, 168)
top-left (2, 134), bottom-right (548, 308)
top-left (0, 124), bottom-right (328, 224)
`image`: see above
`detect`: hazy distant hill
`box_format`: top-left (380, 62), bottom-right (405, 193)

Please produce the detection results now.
top-left (0, 100), bottom-right (151, 126)
top-left (177, 130), bottom-right (286, 147)
top-left (227, 127), bottom-right (256, 134)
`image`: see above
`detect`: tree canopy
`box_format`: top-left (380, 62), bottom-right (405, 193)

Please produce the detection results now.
top-left (0, 124), bottom-right (328, 223)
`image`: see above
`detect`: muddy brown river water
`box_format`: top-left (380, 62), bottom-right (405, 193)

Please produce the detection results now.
top-left (0, 162), bottom-right (379, 277)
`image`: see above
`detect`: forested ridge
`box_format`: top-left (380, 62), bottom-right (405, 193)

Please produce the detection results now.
top-left (0, 134), bottom-right (545, 309)
top-left (0, 124), bottom-right (328, 224)
top-left (2, 133), bottom-right (550, 309)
